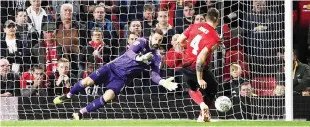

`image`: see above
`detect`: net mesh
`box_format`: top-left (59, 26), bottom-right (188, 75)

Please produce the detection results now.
top-left (0, 0), bottom-right (291, 121)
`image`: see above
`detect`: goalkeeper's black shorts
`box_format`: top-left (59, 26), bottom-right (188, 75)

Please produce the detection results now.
top-left (182, 67), bottom-right (218, 103)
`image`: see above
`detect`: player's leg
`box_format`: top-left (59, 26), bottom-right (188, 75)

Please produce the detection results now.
top-left (72, 79), bottom-right (125, 120)
top-left (183, 68), bottom-right (207, 106)
top-left (53, 65), bottom-right (110, 104)
top-left (202, 69), bottom-right (218, 108)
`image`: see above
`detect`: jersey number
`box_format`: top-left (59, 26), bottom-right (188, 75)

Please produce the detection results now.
top-left (190, 35), bottom-right (202, 55)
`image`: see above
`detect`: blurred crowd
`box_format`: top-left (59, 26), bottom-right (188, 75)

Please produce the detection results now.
top-left (0, 0), bottom-right (310, 97)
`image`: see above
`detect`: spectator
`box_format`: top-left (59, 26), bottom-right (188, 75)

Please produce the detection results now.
top-left (277, 50), bottom-right (310, 95)
top-left (32, 23), bottom-right (66, 75)
top-left (49, 58), bottom-right (77, 96)
top-left (193, 14), bottom-right (206, 24)
top-left (155, 8), bottom-right (176, 51)
top-left (274, 84), bottom-right (285, 96)
top-left (240, 82), bottom-right (257, 97)
top-left (302, 88), bottom-right (310, 96)
top-left (221, 63), bottom-right (248, 97)
top-left (15, 9), bottom-right (39, 48)
top-left (164, 34), bottom-right (183, 71)
top-left (20, 66), bottom-right (50, 96)
top-left (81, 0), bottom-right (118, 22)
top-left (52, 0), bottom-right (80, 21)
top-left (26, 0), bottom-right (49, 38)
top-left (56, 3), bottom-right (86, 76)
top-left (175, 2), bottom-right (195, 33)
top-left (0, 59), bottom-right (20, 97)
top-left (1, 20), bottom-right (31, 73)
top-left (242, 0), bottom-right (283, 77)
top-left (87, 5), bottom-right (118, 57)
top-left (81, 27), bottom-right (111, 66)
top-left (125, 19), bottom-right (142, 38)
top-left (143, 4), bottom-right (156, 37)
top-left (119, 31), bottom-right (139, 54)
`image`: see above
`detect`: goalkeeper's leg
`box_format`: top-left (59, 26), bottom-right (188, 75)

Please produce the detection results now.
top-left (73, 79), bottom-right (125, 120)
top-left (54, 65), bottom-right (110, 104)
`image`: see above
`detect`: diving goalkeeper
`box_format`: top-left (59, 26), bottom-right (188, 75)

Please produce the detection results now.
top-left (53, 28), bottom-right (178, 120)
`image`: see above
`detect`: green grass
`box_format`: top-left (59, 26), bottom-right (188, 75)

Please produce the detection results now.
top-left (1, 120), bottom-right (310, 126)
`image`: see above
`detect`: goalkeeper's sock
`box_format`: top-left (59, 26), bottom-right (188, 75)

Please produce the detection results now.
top-left (188, 89), bottom-right (204, 105)
top-left (80, 97), bottom-right (105, 114)
top-left (68, 80), bottom-right (85, 98)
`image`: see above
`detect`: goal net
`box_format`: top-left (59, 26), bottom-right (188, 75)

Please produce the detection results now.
top-left (0, 0), bottom-right (294, 121)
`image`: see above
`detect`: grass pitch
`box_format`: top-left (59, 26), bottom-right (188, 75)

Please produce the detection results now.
top-left (1, 120), bottom-right (310, 126)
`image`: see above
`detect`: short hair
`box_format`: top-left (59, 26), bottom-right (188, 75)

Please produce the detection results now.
top-left (127, 31), bottom-right (137, 38)
top-left (206, 8), bottom-right (220, 23)
top-left (230, 63), bottom-right (241, 71)
top-left (60, 3), bottom-right (73, 13)
top-left (91, 27), bottom-right (103, 36)
top-left (241, 82), bottom-right (251, 86)
top-left (158, 8), bottom-right (168, 12)
top-left (152, 28), bottom-right (164, 35)
top-left (184, 2), bottom-right (194, 8)
top-left (93, 5), bottom-right (105, 13)
top-left (128, 19), bottom-right (141, 26)
top-left (32, 65), bottom-right (44, 71)
top-left (144, 3), bottom-right (155, 11)
top-left (58, 58), bottom-right (69, 63)
top-left (15, 9), bottom-right (27, 16)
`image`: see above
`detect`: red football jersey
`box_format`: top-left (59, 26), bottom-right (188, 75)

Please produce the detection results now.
top-left (183, 23), bottom-right (220, 70)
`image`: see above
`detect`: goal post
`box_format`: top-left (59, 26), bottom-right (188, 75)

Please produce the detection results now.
top-left (284, 0), bottom-right (293, 121)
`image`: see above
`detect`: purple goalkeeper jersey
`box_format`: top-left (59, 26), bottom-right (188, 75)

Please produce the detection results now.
top-left (109, 38), bottom-right (162, 84)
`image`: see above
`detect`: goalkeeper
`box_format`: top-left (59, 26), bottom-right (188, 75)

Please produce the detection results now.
top-left (53, 29), bottom-right (178, 120)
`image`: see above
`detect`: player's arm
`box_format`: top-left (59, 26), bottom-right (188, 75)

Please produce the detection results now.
top-left (151, 56), bottom-right (178, 91)
top-left (196, 47), bottom-right (209, 81)
top-left (125, 39), bottom-right (153, 62)
top-left (176, 24), bottom-right (192, 48)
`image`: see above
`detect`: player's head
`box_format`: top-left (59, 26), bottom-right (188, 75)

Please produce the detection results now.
top-left (57, 58), bottom-right (70, 76)
top-left (149, 28), bottom-right (164, 50)
top-left (205, 8), bottom-right (220, 28)
top-left (127, 31), bottom-right (138, 46)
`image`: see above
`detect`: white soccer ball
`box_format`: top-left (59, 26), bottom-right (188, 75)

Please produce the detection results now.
top-left (215, 96), bottom-right (232, 112)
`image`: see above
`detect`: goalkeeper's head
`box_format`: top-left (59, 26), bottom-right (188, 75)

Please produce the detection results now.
top-left (205, 8), bottom-right (220, 29)
top-left (149, 28), bottom-right (164, 50)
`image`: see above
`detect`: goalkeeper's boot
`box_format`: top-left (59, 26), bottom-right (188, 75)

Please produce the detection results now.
top-left (200, 104), bottom-right (211, 122)
top-left (53, 95), bottom-right (71, 104)
top-left (72, 112), bottom-right (82, 120)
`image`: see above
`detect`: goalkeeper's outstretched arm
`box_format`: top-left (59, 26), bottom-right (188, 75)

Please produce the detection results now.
top-left (151, 62), bottom-right (178, 91)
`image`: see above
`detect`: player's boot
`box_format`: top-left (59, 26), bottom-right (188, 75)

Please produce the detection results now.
top-left (196, 111), bottom-right (204, 122)
top-left (72, 112), bottom-right (82, 120)
top-left (200, 103), bottom-right (211, 122)
top-left (53, 95), bottom-right (71, 104)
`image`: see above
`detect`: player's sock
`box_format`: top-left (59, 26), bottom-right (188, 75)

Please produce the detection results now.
top-left (67, 80), bottom-right (85, 98)
top-left (188, 89), bottom-right (204, 105)
top-left (80, 97), bottom-right (105, 114)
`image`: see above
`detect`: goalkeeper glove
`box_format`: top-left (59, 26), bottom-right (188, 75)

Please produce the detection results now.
top-left (159, 77), bottom-right (178, 91)
top-left (136, 52), bottom-right (153, 64)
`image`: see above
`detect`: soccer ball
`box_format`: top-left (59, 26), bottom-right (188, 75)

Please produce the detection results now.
top-left (215, 96), bottom-right (232, 112)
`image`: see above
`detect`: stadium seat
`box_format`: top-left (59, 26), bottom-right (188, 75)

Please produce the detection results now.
top-left (225, 49), bottom-right (245, 64)
top-left (251, 77), bottom-right (277, 96)
top-left (222, 24), bottom-right (241, 50)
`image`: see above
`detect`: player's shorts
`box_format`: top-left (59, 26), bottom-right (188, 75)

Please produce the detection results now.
top-left (89, 64), bottom-right (125, 95)
top-left (182, 67), bottom-right (218, 105)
